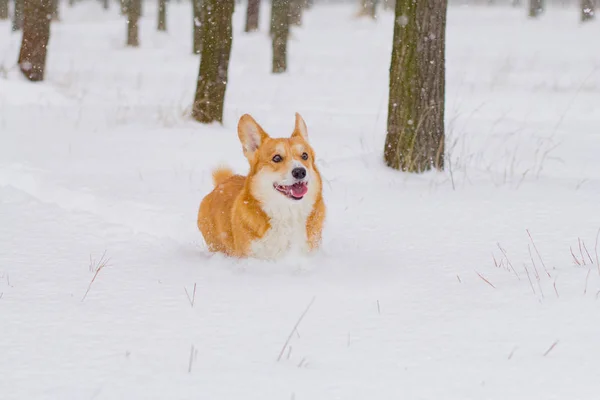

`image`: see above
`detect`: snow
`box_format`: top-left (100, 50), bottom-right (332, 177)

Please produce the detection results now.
top-left (1, 1), bottom-right (600, 399)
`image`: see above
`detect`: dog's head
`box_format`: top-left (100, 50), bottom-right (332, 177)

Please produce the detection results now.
top-left (238, 113), bottom-right (322, 208)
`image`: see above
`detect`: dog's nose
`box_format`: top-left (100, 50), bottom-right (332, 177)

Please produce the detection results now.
top-left (292, 167), bottom-right (306, 180)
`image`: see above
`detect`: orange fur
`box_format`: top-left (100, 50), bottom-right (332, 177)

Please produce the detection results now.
top-left (197, 113), bottom-right (326, 259)
top-left (212, 167), bottom-right (234, 187)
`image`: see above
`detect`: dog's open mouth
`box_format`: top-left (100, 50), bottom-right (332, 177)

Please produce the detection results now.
top-left (274, 182), bottom-right (308, 200)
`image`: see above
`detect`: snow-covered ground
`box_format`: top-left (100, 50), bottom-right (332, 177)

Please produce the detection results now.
top-left (2, 1), bottom-right (600, 399)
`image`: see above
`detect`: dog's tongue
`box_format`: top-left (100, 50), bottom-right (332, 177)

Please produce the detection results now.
top-left (290, 182), bottom-right (308, 198)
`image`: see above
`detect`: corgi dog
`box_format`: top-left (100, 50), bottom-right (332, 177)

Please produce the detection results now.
top-left (197, 113), bottom-right (326, 260)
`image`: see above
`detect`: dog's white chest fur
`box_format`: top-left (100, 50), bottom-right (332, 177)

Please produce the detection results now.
top-left (250, 203), bottom-right (311, 260)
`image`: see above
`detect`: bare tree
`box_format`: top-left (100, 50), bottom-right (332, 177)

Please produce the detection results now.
top-left (382, 0), bottom-right (394, 11)
top-left (272, 0), bottom-right (290, 73)
top-left (51, 0), bottom-right (59, 20)
top-left (192, 0), bottom-right (203, 54)
top-left (13, 0), bottom-right (24, 30)
top-left (528, 0), bottom-right (543, 18)
top-left (127, 0), bottom-right (141, 46)
top-left (0, 0), bottom-right (8, 20)
top-left (383, 0), bottom-right (447, 172)
top-left (245, 0), bottom-right (260, 32)
top-left (290, 0), bottom-right (303, 26)
top-left (191, 0), bottom-right (235, 123)
top-left (158, 0), bottom-right (167, 31)
top-left (18, 0), bottom-right (52, 81)
top-left (357, 0), bottom-right (378, 19)
top-left (581, 0), bottom-right (594, 22)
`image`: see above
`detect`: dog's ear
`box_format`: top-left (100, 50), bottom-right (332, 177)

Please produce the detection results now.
top-left (238, 114), bottom-right (268, 159)
top-left (291, 112), bottom-right (308, 141)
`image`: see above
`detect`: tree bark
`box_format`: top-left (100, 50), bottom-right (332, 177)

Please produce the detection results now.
top-left (126, 0), bottom-right (141, 46)
top-left (157, 0), bottom-right (167, 31)
top-left (272, 0), bottom-right (290, 73)
top-left (51, 0), bottom-right (59, 21)
top-left (0, 0), bottom-right (8, 20)
top-left (18, 0), bottom-right (52, 82)
top-left (13, 0), bottom-right (24, 30)
top-left (383, 0), bottom-right (447, 172)
top-left (245, 0), bottom-right (260, 32)
top-left (528, 0), bottom-right (543, 18)
top-left (581, 0), bottom-right (594, 22)
top-left (192, 0), bottom-right (203, 54)
top-left (191, 0), bottom-right (234, 124)
top-left (290, 0), bottom-right (302, 26)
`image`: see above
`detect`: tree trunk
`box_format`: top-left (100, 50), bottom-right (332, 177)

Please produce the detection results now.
top-left (12, 0), bottom-right (24, 30)
top-left (383, 0), bottom-right (447, 172)
top-left (191, 0), bottom-right (234, 124)
top-left (272, 0), bottom-right (290, 73)
top-left (528, 0), bottom-right (543, 18)
top-left (0, 0), bottom-right (8, 20)
top-left (358, 0), bottom-right (378, 18)
top-left (157, 0), bottom-right (167, 31)
top-left (581, 0), bottom-right (594, 22)
top-left (270, 0), bottom-right (275, 36)
top-left (102, 0), bottom-right (108, 10)
top-left (290, 0), bottom-right (302, 26)
top-left (18, 0), bottom-right (52, 82)
top-left (51, 0), bottom-right (59, 20)
top-left (126, 0), bottom-right (141, 46)
top-left (245, 0), bottom-right (260, 32)
top-left (382, 0), bottom-right (394, 11)
top-left (192, 0), bottom-right (203, 54)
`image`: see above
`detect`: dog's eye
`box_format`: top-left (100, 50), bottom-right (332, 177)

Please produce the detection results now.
top-left (272, 155), bottom-right (283, 163)
top-left (301, 152), bottom-right (309, 160)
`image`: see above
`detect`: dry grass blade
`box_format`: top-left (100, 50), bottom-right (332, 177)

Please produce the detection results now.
top-left (492, 254), bottom-right (500, 269)
top-left (497, 243), bottom-right (520, 280)
top-left (81, 250), bottom-right (111, 302)
top-left (188, 344), bottom-right (196, 373)
top-left (543, 340), bottom-right (559, 357)
top-left (570, 247), bottom-right (582, 266)
top-left (526, 230), bottom-right (551, 277)
top-left (595, 228), bottom-right (600, 273)
top-left (584, 269), bottom-right (591, 295)
top-left (523, 263), bottom-right (536, 296)
top-left (553, 278), bottom-right (559, 299)
top-left (475, 271), bottom-right (496, 289)
top-left (579, 238), bottom-right (587, 265)
top-left (184, 283), bottom-right (197, 308)
top-left (277, 296), bottom-right (316, 362)
top-left (582, 241), bottom-right (594, 265)
top-left (528, 244), bottom-right (540, 280)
